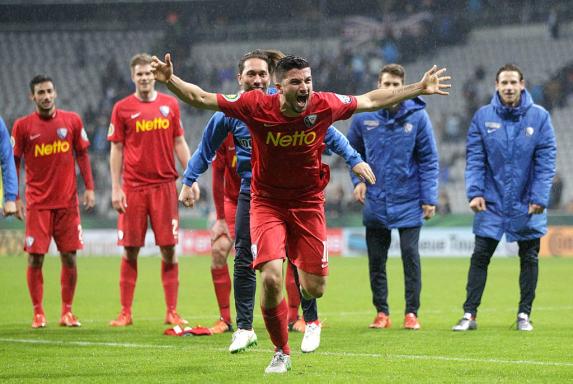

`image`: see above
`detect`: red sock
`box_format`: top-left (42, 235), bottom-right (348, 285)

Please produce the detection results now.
top-left (211, 265), bottom-right (232, 323)
top-left (27, 266), bottom-right (44, 314)
top-left (119, 258), bottom-right (137, 314)
top-left (61, 265), bottom-right (77, 315)
top-left (285, 264), bottom-right (300, 323)
top-left (261, 298), bottom-right (290, 355)
top-left (161, 260), bottom-right (179, 311)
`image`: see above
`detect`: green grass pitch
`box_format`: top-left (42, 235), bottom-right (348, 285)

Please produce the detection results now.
top-left (1, 255), bottom-right (572, 383)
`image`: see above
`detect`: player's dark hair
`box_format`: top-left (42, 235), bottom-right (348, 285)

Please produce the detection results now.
top-left (29, 74), bottom-right (54, 93)
top-left (496, 63), bottom-right (524, 82)
top-left (378, 64), bottom-right (405, 83)
top-left (275, 56), bottom-right (310, 82)
top-left (130, 53), bottom-right (152, 69)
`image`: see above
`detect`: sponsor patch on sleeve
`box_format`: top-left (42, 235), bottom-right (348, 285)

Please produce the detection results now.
top-left (10, 136), bottom-right (15, 148)
top-left (81, 128), bottom-right (90, 142)
top-left (335, 94), bottom-right (352, 104)
top-left (107, 123), bottom-right (115, 137)
top-left (222, 94), bottom-right (241, 102)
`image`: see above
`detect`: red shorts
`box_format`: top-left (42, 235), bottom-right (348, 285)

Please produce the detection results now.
top-left (118, 182), bottom-right (179, 247)
top-left (25, 206), bottom-right (83, 254)
top-left (224, 197), bottom-right (237, 239)
top-left (250, 196), bottom-right (328, 276)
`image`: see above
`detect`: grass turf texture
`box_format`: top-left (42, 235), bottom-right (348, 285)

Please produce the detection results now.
top-left (1, 255), bottom-right (572, 383)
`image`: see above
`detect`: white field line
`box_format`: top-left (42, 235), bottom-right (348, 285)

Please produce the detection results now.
top-left (1, 338), bottom-right (572, 368)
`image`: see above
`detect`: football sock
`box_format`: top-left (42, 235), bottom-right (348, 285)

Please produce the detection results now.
top-left (285, 263), bottom-right (301, 323)
top-left (261, 298), bottom-right (290, 355)
top-left (288, 261), bottom-right (319, 323)
top-left (27, 266), bottom-right (44, 314)
top-left (161, 260), bottom-right (179, 311)
top-left (211, 265), bottom-right (232, 323)
top-left (60, 265), bottom-right (77, 315)
top-left (119, 258), bottom-right (137, 314)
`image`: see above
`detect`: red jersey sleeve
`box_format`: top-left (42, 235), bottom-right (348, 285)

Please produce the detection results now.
top-left (71, 113), bottom-right (90, 152)
top-left (171, 99), bottom-right (184, 138)
top-left (107, 102), bottom-right (125, 143)
top-left (323, 92), bottom-right (358, 122)
top-left (11, 118), bottom-right (26, 158)
top-left (216, 91), bottom-right (261, 125)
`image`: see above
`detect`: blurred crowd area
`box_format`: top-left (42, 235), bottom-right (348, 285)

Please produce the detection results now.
top-left (1, 0), bottom-right (572, 221)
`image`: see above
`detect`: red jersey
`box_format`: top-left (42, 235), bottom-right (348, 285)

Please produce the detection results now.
top-left (107, 92), bottom-right (184, 189)
top-left (217, 91), bottom-right (357, 201)
top-left (213, 134), bottom-right (241, 203)
top-left (12, 110), bottom-right (90, 209)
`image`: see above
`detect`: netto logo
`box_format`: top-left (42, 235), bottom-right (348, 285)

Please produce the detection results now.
top-left (266, 130), bottom-right (317, 147)
top-left (34, 141), bottom-right (70, 157)
top-left (136, 118), bottom-right (170, 133)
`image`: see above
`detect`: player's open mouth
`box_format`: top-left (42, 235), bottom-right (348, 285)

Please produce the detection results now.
top-left (296, 94), bottom-right (308, 106)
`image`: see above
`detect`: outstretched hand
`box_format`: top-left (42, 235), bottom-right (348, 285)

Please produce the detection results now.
top-left (151, 53), bottom-right (174, 83)
top-left (420, 65), bottom-right (451, 96)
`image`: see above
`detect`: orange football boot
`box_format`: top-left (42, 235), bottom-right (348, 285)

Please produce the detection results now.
top-left (32, 313), bottom-right (47, 329)
top-left (289, 318), bottom-right (306, 333)
top-left (209, 318), bottom-right (233, 334)
top-left (369, 312), bottom-right (391, 329)
top-left (110, 311), bottom-right (133, 327)
top-left (165, 310), bottom-right (188, 326)
top-left (404, 313), bottom-right (421, 330)
top-left (59, 312), bottom-right (81, 327)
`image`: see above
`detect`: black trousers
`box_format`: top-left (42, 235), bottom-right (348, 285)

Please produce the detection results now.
top-left (463, 235), bottom-right (540, 317)
top-left (233, 191), bottom-right (256, 330)
top-left (233, 190), bottom-right (318, 329)
top-left (366, 226), bottom-right (422, 315)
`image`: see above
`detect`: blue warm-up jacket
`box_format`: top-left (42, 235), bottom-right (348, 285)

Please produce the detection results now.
top-left (347, 97), bottom-right (439, 229)
top-left (465, 90), bottom-right (556, 241)
top-left (0, 116), bottom-right (18, 205)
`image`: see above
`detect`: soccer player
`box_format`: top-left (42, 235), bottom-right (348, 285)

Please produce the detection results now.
top-left (11, 75), bottom-right (95, 328)
top-left (1, 115), bottom-right (18, 217)
top-left (452, 64), bottom-right (556, 332)
top-left (207, 132), bottom-right (239, 334)
top-left (108, 53), bottom-right (191, 327)
top-left (151, 53), bottom-right (450, 373)
top-left (183, 50), bottom-right (358, 354)
top-left (347, 64), bottom-right (439, 330)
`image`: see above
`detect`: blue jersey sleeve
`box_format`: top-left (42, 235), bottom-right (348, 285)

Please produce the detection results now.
top-left (324, 125), bottom-right (363, 170)
top-left (182, 112), bottom-right (230, 186)
top-left (0, 117), bottom-right (18, 202)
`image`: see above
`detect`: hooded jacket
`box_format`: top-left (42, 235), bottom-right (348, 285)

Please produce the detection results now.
top-left (465, 89), bottom-right (556, 241)
top-left (348, 97), bottom-right (439, 229)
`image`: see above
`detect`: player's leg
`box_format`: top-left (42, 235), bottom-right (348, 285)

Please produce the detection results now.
top-left (260, 259), bottom-right (291, 373)
top-left (284, 261), bottom-right (302, 330)
top-left (24, 208), bottom-right (52, 328)
top-left (53, 206), bottom-right (84, 327)
top-left (366, 226), bottom-right (392, 328)
top-left (208, 198), bottom-right (235, 333)
top-left (151, 182), bottom-right (187, 326)
top-left (251, 197), bottom-right (291, 372)
top-left (229, 191), bottom-right (258, 352)
top-left (515, 238), bottom-right (540, 331)
top-left (399, 226), bottom-right (422, 330)
top-left (453, 235), bottom-right (498, 331)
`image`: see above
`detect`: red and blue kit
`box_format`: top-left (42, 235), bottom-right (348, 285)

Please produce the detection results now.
top-left (12, 110), bottom-right (92, 253)
top-left (217, 91), bottom-right (357, 274)
top-left (108, 93), bottom-right (184, 246)
top-left (212, 134), bottom-right (240, 236)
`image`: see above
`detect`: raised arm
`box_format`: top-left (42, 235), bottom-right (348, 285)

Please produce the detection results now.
top-left (355, 65), bottom-right (451, 113)
top-left (151, 53), bottom-right (220, 111)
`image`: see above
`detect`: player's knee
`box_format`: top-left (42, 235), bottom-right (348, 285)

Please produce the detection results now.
top-left (261, 272), bottom-right (282, 297)
top-left (60, 252), bottom-right (77, 267)
top-left (124, 247), bottom-right (140, 261)
top-left (211, 241), bottom-right (231, 268)
top-left (28, 253), bottom-right (44, 268)
top-left (303, 280), bottom-right (326, 298)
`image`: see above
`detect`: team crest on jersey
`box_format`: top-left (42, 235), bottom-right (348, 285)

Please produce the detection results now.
top-left (403, 123), bottom-right (413, 134)
top-left (107, 123), bottom-right (115, 137)
top-left (10, 136), bottom-right (15, 148)
top-left (222, 94), bottom-right (240, 102)
top-left (304, 114), bottom-right (318, 128)
top-left (525, 126), bottom-right (534, 136)
top-left (25, 236), bottom-right (35, 247)
top-left (335, 94), bottom-right (352, 104)
top-left (57, 128), bottom-right (68, 139)
top-left (81, 128), bottom-right (89, 142)
top-left (117, 230), bottom-right (124, 241)
top-left (159, 105), bottom-right (170, 117)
